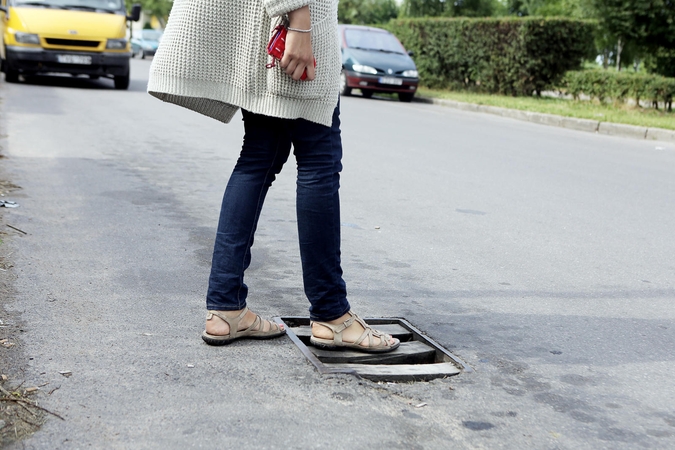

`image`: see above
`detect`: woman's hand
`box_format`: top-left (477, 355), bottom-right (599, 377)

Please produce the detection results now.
top-left (280, 6), bottom-right (315, 81)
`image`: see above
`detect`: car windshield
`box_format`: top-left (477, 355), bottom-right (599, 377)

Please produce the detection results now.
top-left (141, 30), bottom-right (163, 41)
top-left (15, 0), bottom-right (124, 12)
top-left (344, 29), bottom-right (405, 54)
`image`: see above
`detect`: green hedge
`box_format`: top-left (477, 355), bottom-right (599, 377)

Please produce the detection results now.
top-left (385, 17), bottom-right (596, 95)
top-left (561, 70), bottom-right (675, 111)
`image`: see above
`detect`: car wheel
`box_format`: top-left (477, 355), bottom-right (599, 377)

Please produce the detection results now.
top-left (340, 71), bottom-right (351, 96)
top-left (114, 72), bottom-right (130, 90)
top-left (398, 92), bottom-right (415, 103)
top-left (361, 89), bottom-right (373, 99)
top-left (140, 50), bottom-right (145, 60)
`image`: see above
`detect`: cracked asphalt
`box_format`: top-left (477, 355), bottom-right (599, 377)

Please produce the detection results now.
top-left (0, 59), bottom-right (674, 448)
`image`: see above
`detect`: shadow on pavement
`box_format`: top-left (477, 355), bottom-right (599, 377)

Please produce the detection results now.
top-left (18, 74), bottom-right (146, 92)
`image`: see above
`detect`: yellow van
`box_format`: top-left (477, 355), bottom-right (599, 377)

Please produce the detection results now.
top-left (0, 0), bottom-right (140, 89)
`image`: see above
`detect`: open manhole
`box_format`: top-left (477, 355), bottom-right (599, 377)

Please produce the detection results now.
top-left (277, 317), bottom-right (471, 382)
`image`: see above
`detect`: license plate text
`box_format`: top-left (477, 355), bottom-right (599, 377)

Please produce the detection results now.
top-left (57, 54), bottom-right (93, 65)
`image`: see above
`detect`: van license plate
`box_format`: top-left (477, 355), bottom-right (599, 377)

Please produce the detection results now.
top-left (57, 55), bottom-right (92, 65)
top-left (379, 76), bottom-right (402, 85)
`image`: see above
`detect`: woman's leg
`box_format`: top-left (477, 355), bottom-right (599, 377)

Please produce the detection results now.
top-left (293, 105), bottom-right (398, 351)
top-left (291, 105), bottom-right (350, 322)
top-left (206, 110), bottom-right (292, 312)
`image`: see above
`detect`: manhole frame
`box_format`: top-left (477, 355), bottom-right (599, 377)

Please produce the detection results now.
top-left (275, 316), bottom-right (473, 378)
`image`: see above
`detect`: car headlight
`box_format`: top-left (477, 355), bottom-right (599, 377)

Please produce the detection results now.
top-left (352, 64), bottom-right (377, 75)
top-left (15, 32), bottom-right (40, 45)
top-left (106, 39), bottom-right (127, 50)
top-left (402, 69), bottom-right (418, 78)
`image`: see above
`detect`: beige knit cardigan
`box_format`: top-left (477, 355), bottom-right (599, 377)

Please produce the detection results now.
top-left (147, 0), bottom-right (341, 127)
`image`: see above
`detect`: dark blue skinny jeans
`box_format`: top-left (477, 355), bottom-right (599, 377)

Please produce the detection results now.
top-left (206, 104), bottom-right (351, 322)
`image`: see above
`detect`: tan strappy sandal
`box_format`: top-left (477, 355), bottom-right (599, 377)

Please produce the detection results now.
top-left (310, 311), bottom-right (400, 353)
top-left (201, 307), bottom-right (286, 346)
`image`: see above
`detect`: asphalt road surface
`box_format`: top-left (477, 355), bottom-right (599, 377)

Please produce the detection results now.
top-left (1, 58), bottom-right (674, 449)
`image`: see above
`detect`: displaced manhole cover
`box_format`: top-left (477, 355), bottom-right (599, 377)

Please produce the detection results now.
top-left (277, 317), bottom-right (471, 382)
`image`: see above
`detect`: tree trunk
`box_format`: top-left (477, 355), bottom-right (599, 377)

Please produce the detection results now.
top-left (616, 37), bottom-right (623, 72)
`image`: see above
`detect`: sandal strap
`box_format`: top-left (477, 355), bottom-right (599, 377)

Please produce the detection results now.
top-left (352, 320), bottom-right (391, 349)
top-left (311, 312), bottom-right (358, 345)
top-left (312, 312), bottom-right (393, 349)
top-left (351, 313), bottom-right (393, 349)
top-left (241, 314), bottom-right (278, 334)
top-left (206, 307), bottom-right (248, 339)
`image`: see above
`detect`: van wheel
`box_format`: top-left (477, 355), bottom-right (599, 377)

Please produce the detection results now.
top-left (5, 67), bottom-right (19, 83)
top-left (2, 59), bottom-right (19, 83)
top-left (114, 72), bottom-right (130, 90)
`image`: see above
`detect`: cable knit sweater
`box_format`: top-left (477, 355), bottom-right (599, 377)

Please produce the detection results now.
top-left (147, 0), bottom-right (341, 127)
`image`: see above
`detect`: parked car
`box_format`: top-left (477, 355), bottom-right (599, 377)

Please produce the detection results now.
top-left (338, 24), bottom-right (419, 102)
top-left (131, 29), bottom-right (162, 59)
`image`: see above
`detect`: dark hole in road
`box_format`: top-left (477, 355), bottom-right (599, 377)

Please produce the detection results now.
top-left (276, 317), bottom-right (471, 382)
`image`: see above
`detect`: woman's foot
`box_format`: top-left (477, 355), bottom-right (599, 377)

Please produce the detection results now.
top-left (202, 307), bottom-right (285, 346)
top-left (310, 311), bottom-right (399, 353)
top-left (205, 308), bottom-right (283, 336)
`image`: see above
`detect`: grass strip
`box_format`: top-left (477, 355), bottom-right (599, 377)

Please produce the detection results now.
top-left (417, 88), bottom-right (675, 131)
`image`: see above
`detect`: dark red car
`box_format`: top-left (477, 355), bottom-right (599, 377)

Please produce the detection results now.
top-left (338, 24), bottom-right (419, 102)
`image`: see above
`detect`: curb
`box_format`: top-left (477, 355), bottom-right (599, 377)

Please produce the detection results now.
top-left (415, 97), bottom-right (675, 144)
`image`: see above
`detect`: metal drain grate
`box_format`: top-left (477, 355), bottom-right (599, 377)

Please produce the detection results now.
top-left (276, 317), bottom-right (471, 382)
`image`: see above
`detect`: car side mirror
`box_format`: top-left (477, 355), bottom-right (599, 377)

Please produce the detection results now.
top-left (407, 50), bottom-right (415, 57)
top-left (127, 3), bottom-right (141, 22)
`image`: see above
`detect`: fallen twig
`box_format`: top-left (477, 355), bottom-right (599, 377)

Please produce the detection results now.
top-left (20, 416), bottom-right (40, 427)
top-left (6, 224), bottom-right (27, 235)
top-left (0, 397), bottom-right (65, 421)
top-left (24, 401), bottom-right (65, 421)
top-left (0, 384), bottom-right (13, 396)
top-left (16, 399), bottom-right (36, 417)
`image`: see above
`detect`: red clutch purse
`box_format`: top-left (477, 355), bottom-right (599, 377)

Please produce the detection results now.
top-left (266, 25), bottom-right (315, 81)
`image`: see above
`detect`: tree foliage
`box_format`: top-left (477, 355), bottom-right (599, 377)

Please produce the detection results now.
top-left (507, 0), bottom-right (594, 17)
top-left (125, 0), bottom-right (172, 27)
top-left (338, 0), bottom-right (399, 24)
top-left (591, 0), bottom-right (675, 72)
top-left (503, 0), bottom-right (675, 76)
top-left (645, 47), bottom-right (675, 77)
top-left (593, 0), bottom-right (675, 49)
top-left (400, 0), bottom-right (504, 18)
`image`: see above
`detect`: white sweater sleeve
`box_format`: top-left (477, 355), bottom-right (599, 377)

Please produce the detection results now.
top-left (263, 0), bottom-right (311, 18)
